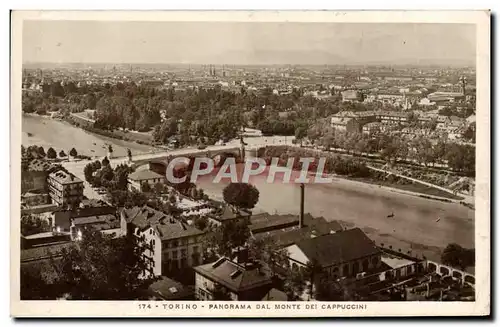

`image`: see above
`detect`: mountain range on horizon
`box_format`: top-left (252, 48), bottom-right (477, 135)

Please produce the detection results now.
top-left (22, 50), bottom-right (476, 69)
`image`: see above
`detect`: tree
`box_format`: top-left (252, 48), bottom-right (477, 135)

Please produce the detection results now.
top-left (154, 182), bottom-right (164, 195)
top-left (222, 183), bottom-right (259, 211)
top-left (108, 144), bottom-right (114, 154)
top-left (69, 148), bottom-right (78, 157)
top-left (141, 181), bottom-right (152, 193)
top-left (283, 266), bottom-right (306, 301)
top-left (83, 163), bottom-right (95, 183)
top-left (52, 229), bottom-right (152, 300)
top-left (114, 164), bottom-right (133, 190)
top-left (46, 147), bottom-right (57, 159)
top-left (295, 126), bottom-right (307, 146)
top-left (21, 262), bottom-right (59, 300)
top-left (445, 143), bottom-right (475, 176)
top-left (248, 236), bottom-right (288, 277)
top-left (102, 156), bottom-right (110, 167)
top-left (194, 216), bottom-right (208, 231)
top-left (127, 148), bottom-right (132, 161)
top-left (37, 146), bottom-right (46, 157)
top-left (315, 278), bottom-right (359, 301)
top-left (21, 214), bottom-right (51, 236)
top-left (59, 150), bottom-right (66, 157)
top-left (168, 193), bottom-right (177, 205)
top-left (208, 220), bottom-right (250, 257)
top-left (304, 258), bottom-right (324, 299)
top-left (441, 243), bottom-right (475, 270)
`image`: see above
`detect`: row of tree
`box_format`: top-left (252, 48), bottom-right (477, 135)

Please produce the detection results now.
top-left (21, 145), bottom-right (78, 162)
top-left (307, 127), bottom-right (475, 176)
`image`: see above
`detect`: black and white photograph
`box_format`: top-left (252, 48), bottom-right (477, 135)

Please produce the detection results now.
top-left (10, 10), bottom-right (490, 317)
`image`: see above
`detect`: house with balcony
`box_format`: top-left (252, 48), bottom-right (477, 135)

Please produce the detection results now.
top-left (120, 206), bottom-right (205, 278)
top-left (47, 170), bottom-right (84, 209)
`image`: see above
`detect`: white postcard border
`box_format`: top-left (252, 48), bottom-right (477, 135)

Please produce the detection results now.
top-left (10, 10), bottom-right (491, 317)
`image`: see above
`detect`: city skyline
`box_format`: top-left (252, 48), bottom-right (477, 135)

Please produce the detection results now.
top-left (23, 21), bottom-right (476, 66)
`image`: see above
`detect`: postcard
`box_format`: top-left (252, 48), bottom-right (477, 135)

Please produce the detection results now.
top-left (10, 10), bottom-right (490, 317)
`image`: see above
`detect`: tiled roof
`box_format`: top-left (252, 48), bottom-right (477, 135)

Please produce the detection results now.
top-left (261, 288), bottom-right (288, 301)
top-left (49, 170), bottom-right (82, 184)
top-left (295, 228), bottom-right (381, 267)
top-left (212, 206), bottom-right (251, 222)
top-left (147, 276), bottom-right (194, 300)
top-left (54, 206), bottom-right (117, 231)
top-left (155, 219), bottom-right (204, 241)
top-left (194, 258), bottom-right (272, 293)
top-left (123, 206), bottom-right (204, 240)
top-left (254, 216), bottom-right (344, 248)
top-left (21, 242), bottom-right (73, 262)
top-left (128, 170), bottom-right (165, 181)
top-left (72, 214), bottom-right (120, 230)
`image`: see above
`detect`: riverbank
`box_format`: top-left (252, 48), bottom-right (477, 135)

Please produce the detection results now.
top-left (22, 114), bottom-right (156, 158)
top-left (197, 172), bottom-right (474, 263)
top-left (65, 115), bottom-right (154, 146)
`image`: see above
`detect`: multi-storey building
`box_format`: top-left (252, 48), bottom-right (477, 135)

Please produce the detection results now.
top-left (120, 206), bottom-right (205, 278)
top-left (47, 170), bottom-right (84, 208)
top-left (128, 170), bottom-right (165, 192)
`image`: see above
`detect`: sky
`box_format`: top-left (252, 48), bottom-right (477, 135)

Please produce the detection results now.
top-left (22, 21), bottom-right (476, 66)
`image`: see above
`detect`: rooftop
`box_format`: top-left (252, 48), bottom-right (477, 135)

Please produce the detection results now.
top-left (49, 170), bottom-right (82, 184)
top-left (147, 276), bottom-right (194, 300)
top-left (21, 241), bottom-right (73, 263)
top-left (261, 288), bottom-right (288, 301)
top-left (294, 227), bottom-right (381, 268)
top-left (212, 206), bottom-right (252, 222)
top-left (253, 215), bottom-right (344, 248)
top-left (54, 205), bottom-right (117, 231)
top-left (123, 206), bottom-right (205, 240)
top-left (72, 214), bottom-right (120, 230)
top-left (128, 169), bottom-right (165, 181)
top-left (194, 257), bottom-right (272, 293)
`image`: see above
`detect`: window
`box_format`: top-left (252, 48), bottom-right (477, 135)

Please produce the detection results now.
top-left (193, 246), bottom-right (199, 254)
top-left (173, 251), bottom-right (178, 259)
top-left (181, 249), bottom-right (187, 258)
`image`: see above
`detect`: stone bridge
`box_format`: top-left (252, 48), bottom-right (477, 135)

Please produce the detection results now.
top-left (138, 146), bottom-right (268, 176)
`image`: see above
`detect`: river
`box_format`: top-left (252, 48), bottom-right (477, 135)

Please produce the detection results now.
top-left (22, 114), bottom-right (475, 261)
top-left (197, 171), bottom-right (474, 261)
top-left (22, 114), bottom-right (156, 158)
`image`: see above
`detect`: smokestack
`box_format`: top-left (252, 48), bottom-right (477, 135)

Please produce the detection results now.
top-left (299, 183), bottom-right (305, 229)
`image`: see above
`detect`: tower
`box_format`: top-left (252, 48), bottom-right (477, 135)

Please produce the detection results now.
top-left (299, 183), bottom-right (305, 229)
top-left (460, 76), bottom-right (467, 96)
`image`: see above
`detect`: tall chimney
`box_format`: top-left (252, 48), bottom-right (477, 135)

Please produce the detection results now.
top-left (299, 183), bottom-right (305, 229)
